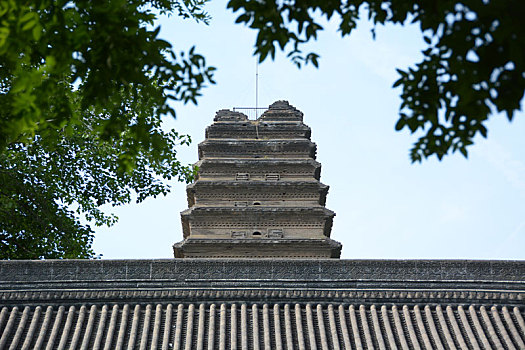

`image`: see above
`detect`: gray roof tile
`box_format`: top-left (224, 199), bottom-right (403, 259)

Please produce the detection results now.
top-left (1, 302), bottom-right (524, 349)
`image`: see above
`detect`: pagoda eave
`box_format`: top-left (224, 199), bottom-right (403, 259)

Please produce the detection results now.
top-left (173, 238), bottom-right (342, 259)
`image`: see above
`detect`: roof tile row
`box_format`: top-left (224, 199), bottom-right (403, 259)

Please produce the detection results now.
top-left (1, 302), bottom-right (524, 350)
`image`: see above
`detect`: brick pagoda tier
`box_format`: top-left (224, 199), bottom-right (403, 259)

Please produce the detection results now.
top-left (173, 101), bottom-right (342, 258)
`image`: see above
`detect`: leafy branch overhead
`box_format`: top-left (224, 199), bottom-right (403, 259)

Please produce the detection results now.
top-left (228, 0), bottom-right (525, 162)
top-left (0, 0), bottom-right (215, 169)
top-left (0, 103), bottom-right (195, 259)
top-left (0, 0), bottom-right (214, 259)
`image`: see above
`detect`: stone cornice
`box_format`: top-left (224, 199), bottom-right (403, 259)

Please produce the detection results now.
top-left (187, 181), bottom-right (328, 199)
top-left (198, 139), bottom-right (317, 159)
top-left (194, 158), bottom-right (322, 180)
top-left (194, 158), bottom-right (321, 166)
top-left (181, 207), bottom-right (335, 215)
top-left (173, 238), bottom-right (342, 258)
top-left (186, 181), bottom-right (329, 206)
top-left (187, 180), bottom-right (326, 187)
top-left (205, 121), bottom-right (311, 139)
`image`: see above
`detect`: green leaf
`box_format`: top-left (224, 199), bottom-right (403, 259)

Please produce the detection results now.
top-left (395, 117), bottom-right (406, 131)
top-left (19, 11), bottom-right (35, 23)
top-left (32, 24), bottom-right (42, 41)
top-left (392, 77), bottom-right (403, 88)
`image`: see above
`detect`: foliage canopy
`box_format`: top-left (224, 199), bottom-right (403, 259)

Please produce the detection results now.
top-left (0, 0), bottom-right (214, 258)
top-left (0, 0), bottom-right (214, 165)
top-left (0, 97), bottom-right (195, 259)
top-left (228, 0), bottom-right (524, 161)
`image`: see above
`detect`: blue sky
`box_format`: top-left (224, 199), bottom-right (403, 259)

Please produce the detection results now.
top-left (93, 1), bottom-right (525, 260)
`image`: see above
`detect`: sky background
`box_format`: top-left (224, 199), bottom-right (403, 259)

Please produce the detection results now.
top-left (93, 1), bottom-right (525, 260)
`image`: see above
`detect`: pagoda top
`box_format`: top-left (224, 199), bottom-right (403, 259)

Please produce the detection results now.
top-left (215, 100), bottom-right (303, 122)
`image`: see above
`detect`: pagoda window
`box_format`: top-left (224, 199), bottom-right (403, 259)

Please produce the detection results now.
top-left (236, 173), bottom-right (249, 180)
top-left (265, 173), bottom-right (280, 181)
top-left (231, 231), bottom-right (246, 238)
top-left (268, 229), bottom-right (283, 238)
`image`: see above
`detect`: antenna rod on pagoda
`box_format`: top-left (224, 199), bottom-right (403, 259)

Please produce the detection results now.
top-left (255, 57), bottom-right (259, 119)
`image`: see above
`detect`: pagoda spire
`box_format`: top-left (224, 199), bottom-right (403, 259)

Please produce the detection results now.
top-left (173, 101), bottom-right (342, 258)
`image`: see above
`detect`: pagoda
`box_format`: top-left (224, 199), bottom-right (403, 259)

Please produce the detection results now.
top-left (173, 101), bottom-right (342, 258)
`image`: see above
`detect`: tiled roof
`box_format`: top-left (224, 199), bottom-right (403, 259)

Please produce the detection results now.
top-left (1, 302), bottom-right (524, 349)
top-left (1, 259), bottom-right (524, 349)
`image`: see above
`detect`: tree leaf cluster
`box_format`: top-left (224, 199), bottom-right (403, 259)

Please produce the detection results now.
top-left (0, 0), bottom-right (215, 168)
top-left (227, 0), bottom-right (524, 161)
top-left (0, 0), bottom-right (213, 258)
top-left (0, 89), bottom-right (196, 259)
